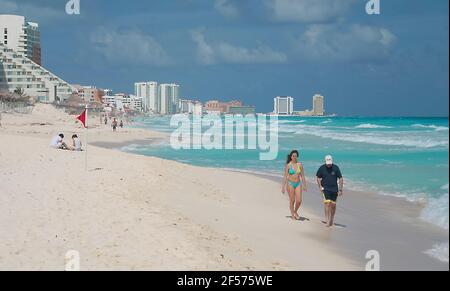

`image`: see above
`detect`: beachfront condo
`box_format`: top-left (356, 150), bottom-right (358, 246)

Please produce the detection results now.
top-left (110, 93), bottom-right (143, 112)
top-left (0, 42), bottom-right (74, 103)
top-left (135, 81), bottom-right (158, 113)
top-left (72, 85), bottom-right (105, 103)
top-left (179, 99), bottom-right (195, 114)
top-left (313, 94), bottom-right (325, 116)
top-left (0, 15), bottom-right (41, 66)
top-left (274, 96), bottom-right (294, 115)
top-left (158, 83), bottom-right (180, 115)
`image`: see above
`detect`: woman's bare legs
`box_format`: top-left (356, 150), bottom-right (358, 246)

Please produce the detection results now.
top-left (287, 184), bottom-right (296, 220)
top-left (294, 186), bottom-right (302, 219)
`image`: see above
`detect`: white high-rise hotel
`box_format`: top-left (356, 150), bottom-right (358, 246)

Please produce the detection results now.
top-left (0, 15), bottom-right (74, 102)
top-left (135, 81), bottom-right (158, 112)
top-left (134, 82), bottom-right (180, 115)
top-left (158, 83), bottom-right (179, 115)
top-left (274, 96), bottom-right (294, 115)
top-left (0, 15), bottom-right (41, 65)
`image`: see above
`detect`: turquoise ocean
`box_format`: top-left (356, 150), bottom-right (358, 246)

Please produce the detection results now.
top-left (126, 116), bottom-right (449, 261)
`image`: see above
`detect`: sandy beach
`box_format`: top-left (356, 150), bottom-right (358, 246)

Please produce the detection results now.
top-left (0, 104), bottom-right (448, 271)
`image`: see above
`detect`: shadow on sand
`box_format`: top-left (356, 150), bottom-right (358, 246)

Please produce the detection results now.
top-left (321, 220), bottom-right (347, 228)
top-left (285, 216), bottom-right (311, 222)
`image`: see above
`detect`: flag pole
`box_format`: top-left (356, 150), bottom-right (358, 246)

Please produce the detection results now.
top-left (85, 104), bottom-right (88, 172)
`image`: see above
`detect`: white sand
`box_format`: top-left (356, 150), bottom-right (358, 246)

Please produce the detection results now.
top-left (0, 105), bottom-right (356, 270)
top-left (0, 104), bottom-right (448, 271)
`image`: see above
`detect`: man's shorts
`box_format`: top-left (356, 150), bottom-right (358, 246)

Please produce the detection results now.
top-left (322, 191), bottom-right (338, 204)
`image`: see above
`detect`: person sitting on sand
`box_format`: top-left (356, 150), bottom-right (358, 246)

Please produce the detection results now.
top-left (316, 155), bottom-right (344, 228)
top-left (50, 134), bottom-right (69, 150)
top-left (119, 120), bottom-right (124, 128)
top-left (72, 134), bottom-right (82, 151)
top-left (282, 150), bottom-right (307, 220)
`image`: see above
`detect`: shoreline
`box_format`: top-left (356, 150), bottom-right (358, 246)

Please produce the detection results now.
top-left (94, 134), bottom-right (449, 270)
top-left (246, 171), bottom-right (449, 267)
top-left (0, 106), bottom-right (355, 270)
top-left (0, 105), bottom-right (448, 270)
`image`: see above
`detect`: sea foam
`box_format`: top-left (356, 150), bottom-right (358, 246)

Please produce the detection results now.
top-left (412, 124), bottom-right (449, 132)
top-left (294, 127), bottom-right (448, 148)
top-left (355, 123), bottom-right (392, 129)
top-left (425, 242), bottom-right (449, 263)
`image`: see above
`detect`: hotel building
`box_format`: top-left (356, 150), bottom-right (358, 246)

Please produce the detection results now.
top-left (193, 102), bottom-right (203, 116)
top-left (72, 85), bottom-right (105, 103)
top-left (178, 99), bottom-right (205, 116)
top-left (0, 42), bottom-right (74, 102)
top-left (203, 100), bottom-right (243, 115)
top-left (295, 94), bottom-right (326, 116)
top-left (135, 81), bottom-right (158, 112)
top-left (158, 83), bottom-right (179, 115)
top-left (179, 99), bottom-right (195, 114)
top-left (0, 15), bottom-right (41, 65)
top-left (312, 94), bottom-right (325, 116)
top-left (274, 96), bottom-right (294, 115)
top-left (107, 93), bottom-right (142, 112)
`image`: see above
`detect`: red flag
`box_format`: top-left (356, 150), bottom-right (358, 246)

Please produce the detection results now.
top-left (76, 109), bottom-right (86, 128)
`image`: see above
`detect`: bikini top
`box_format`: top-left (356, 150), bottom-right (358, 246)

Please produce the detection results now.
top-left (288, 163), bottom-right (302, 175)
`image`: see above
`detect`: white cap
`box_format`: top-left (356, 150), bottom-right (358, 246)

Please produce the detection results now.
top-left (325, 155), bottom-right (333, 165)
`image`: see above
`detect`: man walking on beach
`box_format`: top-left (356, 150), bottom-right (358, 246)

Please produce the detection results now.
top-left (316, 155), bottom-right (344, 228)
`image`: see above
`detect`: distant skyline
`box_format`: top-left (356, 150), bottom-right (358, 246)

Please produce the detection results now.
top-left (1, 0), bottom-right (448, 116)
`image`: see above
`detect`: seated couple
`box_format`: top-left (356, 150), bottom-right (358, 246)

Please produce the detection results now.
top-left (50, 134), bottom-right (82, 151)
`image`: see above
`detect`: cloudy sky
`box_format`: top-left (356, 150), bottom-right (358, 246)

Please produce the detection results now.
top-left (1, 0), bottom-right (448, 116)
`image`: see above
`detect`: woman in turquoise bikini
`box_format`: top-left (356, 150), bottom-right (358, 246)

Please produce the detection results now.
top-left (282, 150), bottom-right (307, 220)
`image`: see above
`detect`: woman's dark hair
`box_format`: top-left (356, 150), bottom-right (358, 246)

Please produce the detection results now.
top-left (59, 134), bottom-right (64, 138)
top-left (286, 150), bottom-right (299, 164)
top-left (72, 134), bottom-right (78, 139)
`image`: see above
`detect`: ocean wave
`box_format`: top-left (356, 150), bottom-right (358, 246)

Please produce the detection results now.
top-left (412, 124), bottom-right (449, 131)
top-left (343, 179), bottom-right (449, 233)
top-left (355, 123), bottom-right (392, 129)
top-left (294, 128), bottom-right (448, 148)
top-left (120, 141), bottom-right (169, 152)
top-left (277, 124), bottom-right (308, 133)
top-left (377, 190), bottom-right (428, 203)
top-left (421, 193), bottom-right (449, 230)
top-left (424, 242), bottom-right (449, 263)
top-left (278, 120), bottom-right (306, 124)
top-left (120, 144), bottom-right (149, 152)
top-left (299, 173), bottom-right (450, 236)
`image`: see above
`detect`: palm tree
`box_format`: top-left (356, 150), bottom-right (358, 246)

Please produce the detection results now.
top-left (0, 89), bottom-right (29, 103)
top-left (14, 87), bottom-right (25, 97)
